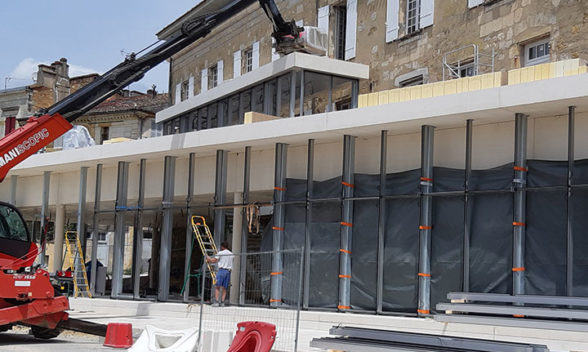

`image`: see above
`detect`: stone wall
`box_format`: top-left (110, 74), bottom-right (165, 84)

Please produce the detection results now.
top-left (169, 0), bottom-right (588, 101)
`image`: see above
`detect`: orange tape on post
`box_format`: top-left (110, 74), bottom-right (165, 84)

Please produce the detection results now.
top-left (339, 249), bottom-right (352, 254)
top-left (341, 181), bottom-right (355, 188)
top-left (513, 166), bottom-right (528, 172)
top-left (270, 272), bottom-right (283, 276)
top-left (340, 222), bottom-right (353, 227)
top-left (418, 272), bottom-right (431, 277)
top-left (512, 222), bottom-right (526, 227)
top-left (272, 226), bottom-right (285, 231)
top-left (513, 314), bottom-right (525, 318)
top-left (420, 177), bottom-right (434, 182)
top-left (419, 225), bottom-right (432, 230)
top-left (338, 274), bottom-right (351, 279)
top-left (270, 299), bottom-right (282, 303)
top-left (338, 305), bottom-right (351, 310)
top-left (512, 267), bottom-right (525, 272)
top-left (274, 186), bottom-right (287, 191)
top-left (417, 309), bottom-right (430, 314)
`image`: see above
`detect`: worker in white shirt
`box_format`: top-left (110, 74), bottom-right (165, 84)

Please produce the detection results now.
top-left (206, 241), bottom-right (234, 307)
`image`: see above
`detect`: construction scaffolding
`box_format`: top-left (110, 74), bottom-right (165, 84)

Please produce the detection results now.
top-left (442, 44), bottom-right (495, 80)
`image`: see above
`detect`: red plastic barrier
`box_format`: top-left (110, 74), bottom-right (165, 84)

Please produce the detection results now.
top-left (104, 322), bottom-right (133, 348)
top-left (227, 321), bottom-right (277, 352)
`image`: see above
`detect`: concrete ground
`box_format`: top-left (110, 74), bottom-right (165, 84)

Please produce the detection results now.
top-left (3, 297), bottom-right (588, 351)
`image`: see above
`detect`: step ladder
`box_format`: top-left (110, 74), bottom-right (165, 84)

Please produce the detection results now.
top-left (64, 231), bottom-right (92, 298)
top-left (191, 216), bottom-right (218, 285)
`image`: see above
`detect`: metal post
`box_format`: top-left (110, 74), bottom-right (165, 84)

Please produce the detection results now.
top-left (351, 80), bottom-right (359, 109)
top-left (464, 120), bottom-right (473, 292)
top-left (327, 76), bottom-right (333, 112)
top-left (77, 167), bottom-right (88, 260)
top-left (418, 125), bottom-right (435, 315)
top-left (303, 139), bottom-right (314, 309)
top-left (159, 156), bottom-right (176, 301)
top-left (90, 164), bottom-right (102, 295)
top-left (567, 106), bottom-right (575, 296)
top-left (239, 146), bottom-right (251, 305)
top-left (183, 154), bottom-right (195, 302)
top-left (214, 150), bottom-right (228, 246)
top-left (513, 113), bottom-right (528, 296)
top-left (133, 159), bottom-right (146, 300)
top-left (376, 131), bottom-right (387, 314)
top-left (271, 143), bottom-right (287, 307)
top-left (112, 162), bottom-right (129, 298)
top-left (39, 171), bottom-right (50, 266)
top-left (10, 175), bottom-right (17, 205)
top-left (339, 135), bottom-right (355, 311)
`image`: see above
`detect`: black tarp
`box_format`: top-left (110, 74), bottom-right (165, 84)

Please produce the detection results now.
top-left (255, 159), bottom-right (588, 312)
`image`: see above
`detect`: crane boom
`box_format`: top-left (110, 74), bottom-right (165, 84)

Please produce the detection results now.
top-left (0, 0), bottom-right (300, 182)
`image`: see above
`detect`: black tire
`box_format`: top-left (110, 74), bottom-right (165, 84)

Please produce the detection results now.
top-left (31, 326), bottom-right (62, 339)
top-left (0, 324), bottom-right (11, 332)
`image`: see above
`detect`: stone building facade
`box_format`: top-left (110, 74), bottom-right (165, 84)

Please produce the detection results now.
top-left (160, 0), bottom-right (588, 125)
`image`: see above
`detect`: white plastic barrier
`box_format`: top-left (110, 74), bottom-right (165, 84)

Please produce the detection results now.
top-left (128, 325), bottom-right (199, 352)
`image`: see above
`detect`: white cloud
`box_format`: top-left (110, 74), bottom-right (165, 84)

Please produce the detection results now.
top-left (9, 58), bottom-right (100, 83)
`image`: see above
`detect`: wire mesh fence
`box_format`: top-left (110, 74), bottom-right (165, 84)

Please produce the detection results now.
top-left (197, 249), bottom-right (303, 351)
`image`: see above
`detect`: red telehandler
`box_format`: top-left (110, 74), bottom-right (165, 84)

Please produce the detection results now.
top-left (0, 0), bottom-right (303, 339)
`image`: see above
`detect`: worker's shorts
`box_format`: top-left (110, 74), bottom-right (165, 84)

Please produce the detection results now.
top-left (216, 268), bottom-right (231, 289)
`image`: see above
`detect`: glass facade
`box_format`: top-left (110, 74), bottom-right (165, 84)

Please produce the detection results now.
top-left (163, 70), bottom-right (358, 135)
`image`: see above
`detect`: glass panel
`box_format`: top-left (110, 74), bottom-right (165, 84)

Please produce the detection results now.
top-left (191, 111), bottom-right (199, 131)
top-left (303, 71), bottom-right (331, 115)
top-left (537, 44), bottom-right (545, 57)
top-left (228, 94), bottom-right (239, 125)
top-left (277, 74), bottom-right (291, 117)
top-left (294, 71), bottom-right (302, 117)
top-left (218, 100), bottom-right (228, 127)
top-left (251, 84), bottom-right (264, 113)
top-left (209, 103), bottom-right (218, 129)
top-left (198, 107), bottom-right (208, 130)
top-left (240, 89), bottom-right (251, 123)
top-left (332, 76), bottom-right (353, 111)
top-left (264, 80), bottom-right (277, 115)
top-left (0, 205), bottom-right (28, 241)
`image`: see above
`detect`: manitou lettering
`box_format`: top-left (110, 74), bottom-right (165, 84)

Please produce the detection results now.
top-left (0, 128), bottom-right (50, 168)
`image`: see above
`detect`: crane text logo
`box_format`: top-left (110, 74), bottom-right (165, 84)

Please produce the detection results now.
top-left (0, 128), bottom-right (50, 167)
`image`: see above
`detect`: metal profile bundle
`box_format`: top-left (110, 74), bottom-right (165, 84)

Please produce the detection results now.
top-left (158, 156), bottom-right (176, 301)
top-left (339, 135), bottom-right (355, 311)
top-left (111, 161), bottom-right (129, 298)
top-left (310, 326), bottom-right (549, 352)
top-left (271, 143), bottom-right (288, 307)
top-left (133, 159), bottom-right (146, 300)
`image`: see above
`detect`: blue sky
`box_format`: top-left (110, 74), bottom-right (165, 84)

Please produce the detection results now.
top-left (0, 1), bottom-right (200, 92)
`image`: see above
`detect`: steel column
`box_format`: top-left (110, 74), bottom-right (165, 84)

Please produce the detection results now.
top-left (418, 125), bottom-right (435, 315)
top-left (339, 135), bottom-right (355, 311)
top-left (513, 113), bottom-right (528, 296)
top-left (239, 146), bottom-right (251, 305)
top-left (567, 106), bottom-right (575, 296)
top-left (327, 76), bottom-right (333, 112)
top-left (463, 120), bottom-right (473, 292)
top-left (376, 131), bottom-right (387, 314)
top-left (351, 80), bottom-right (359, 109)
top-left (214, 150), bottom-right (228, 246)
top-left (133, 159), bottom-right (146, 300)
top-left (111, 162), bottom-right (129, 298)
top-left (300, 70), bottom-right (305, 116)
top-left (10, 175), bottom-right (16, 205)
top-left (77, 167), bottom-right (88, 260)
top-left (183, 154), bottom-right (195, 302)
top-left (289, 71), bottom-right (296, 117)
top-left (271, 143), bottom-right (288, 307)
top-left (90, 164), bottom-right (102, 295)
top-left (39, 171), bottom-right (51, 266)
top-left (158, 156), bottom-right (176, 301)
top-left (303, 139), bottom-right (314, 309)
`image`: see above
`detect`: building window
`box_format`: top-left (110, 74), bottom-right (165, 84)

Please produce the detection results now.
top-left (406, 0), bottom-right (420, 34)
top-left (524, 38), bottom-right (550, 66)
top-left (458, 61), bottom-right (475, 77)
top-left (334, 5), bottom-right (347, 60)
top-left (399, 75), bottom-right (424, 87)
top-left (4, 116), bottom-right (16, 136)
top-left (244, 49), bottom-right (253, 73)
top-left (180, 80), bottom-right (189, 101)
top-left (100, 126), bottom-right (109, 144)
top-left (209, 65), bottom-right (218, 89)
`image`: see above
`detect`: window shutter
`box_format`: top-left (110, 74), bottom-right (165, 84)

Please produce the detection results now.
top-left (175, 83), bottom-right (181, 104)
top-left (217, 60), bottom-right (224, 84)
top-left (252, 41), bottom-right (260, 70)
top-left (468, 0), bottom-right (484, 8)
top-left (188, 76), bottom-right (194, 97)
top-left (345, 0), bottom-right (357, 60)
top-left (233, 50), bottom-right (241, 78)
top-left (386, 0), bottom-right (399, 42)
top-left (201, 68), bottom-right (208, 93)
top-left (271, 38), bottom-right (280, 61)
top-left (419, 0), bottom-right (434, 29)
top-left (318, 6), bottom-right (329, 34)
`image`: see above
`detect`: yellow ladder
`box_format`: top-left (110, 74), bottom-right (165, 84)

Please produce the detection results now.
top-left (191, 216), bottom-right (218, 284)
top-left (64, 231), bottom-right (92, 298)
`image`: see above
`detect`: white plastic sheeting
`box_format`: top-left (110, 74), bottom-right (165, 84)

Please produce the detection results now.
top-left (62, 125), bottom-right (95, 150)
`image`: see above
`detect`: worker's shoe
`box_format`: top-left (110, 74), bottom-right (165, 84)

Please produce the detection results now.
top-left (220, 302), bottom-right (225, 307)
top-left (212, 302), bottom-right (219, 307)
